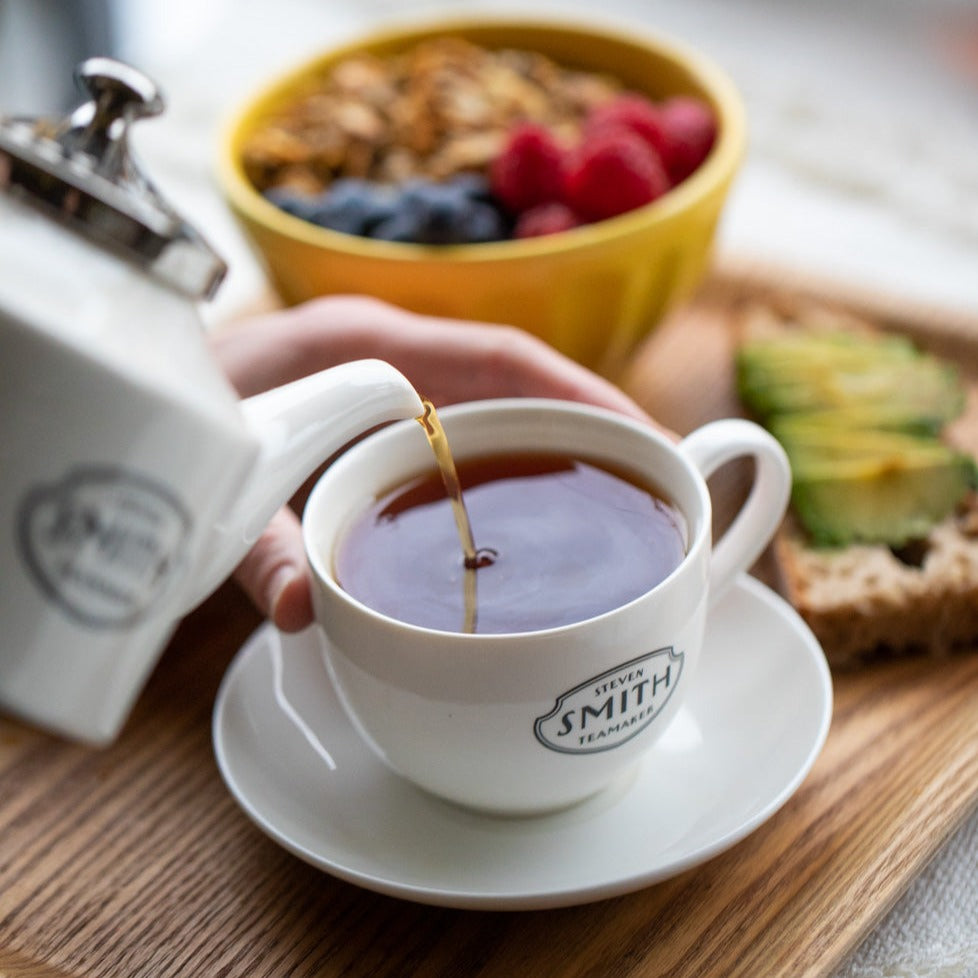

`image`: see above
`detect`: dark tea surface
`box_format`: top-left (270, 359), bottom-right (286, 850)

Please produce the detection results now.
top-left (334, 452), bottom-right (687, 634)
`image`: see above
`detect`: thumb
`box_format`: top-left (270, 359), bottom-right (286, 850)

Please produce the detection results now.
top-left (232, 507), bottom-right (314, 632)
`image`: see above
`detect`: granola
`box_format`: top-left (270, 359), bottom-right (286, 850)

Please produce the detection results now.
top-left (241, 37), bottom-right (622, 193)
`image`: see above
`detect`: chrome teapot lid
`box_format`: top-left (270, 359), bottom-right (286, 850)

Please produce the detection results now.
top-left (0, 58), bottom-right (226, 300)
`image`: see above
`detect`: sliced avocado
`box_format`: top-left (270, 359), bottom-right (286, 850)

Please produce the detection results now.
top-left (769, 420), bottom-right (960, 468)
top-left (766, 403), bottom-right (947, 437)
top-left (772, 422), bottom-right (977, 547)
top-left (790, 460), bottom-right (975, 548)
top-left (736, 326), bottom-right (974, 548)
top-left (737, 331), bottom-right (964, 427)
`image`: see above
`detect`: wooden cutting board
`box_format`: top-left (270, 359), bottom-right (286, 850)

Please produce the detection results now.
top-left (3, 266), bottom-right (978, 978)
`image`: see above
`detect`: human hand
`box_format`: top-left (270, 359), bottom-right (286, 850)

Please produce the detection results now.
top-left (210, 295), bottom-right (668, 631)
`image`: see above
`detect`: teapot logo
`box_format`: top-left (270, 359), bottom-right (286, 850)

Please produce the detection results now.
top-left (534, 647), bottom-right (684, 754)
top-left (17, 466), bottom-right (192, 628)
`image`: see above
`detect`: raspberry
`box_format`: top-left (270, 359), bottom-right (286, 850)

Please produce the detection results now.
top-left (514, 202), bottom-right (581, 238)
top-left (563, 130), bottom-right (669, 222)
top-left (584, 93), bottom-right (670, 163)
top-left (489, 123), bottom-right (567, 214)
top-left (658, 96), bottom-right (717, 183)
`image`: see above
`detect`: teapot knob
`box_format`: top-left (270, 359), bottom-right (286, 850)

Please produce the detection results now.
top-left (0, 56), bottom-right (227, 299)
top-left (58, 58), bottom-right (164, 182)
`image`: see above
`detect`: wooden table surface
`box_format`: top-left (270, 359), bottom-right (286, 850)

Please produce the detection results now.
top-left (3, 270), bottom-right (978, 978)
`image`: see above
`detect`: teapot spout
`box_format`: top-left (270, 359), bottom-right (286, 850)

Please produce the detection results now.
top-left (187, 359), bottom-right (424, 610)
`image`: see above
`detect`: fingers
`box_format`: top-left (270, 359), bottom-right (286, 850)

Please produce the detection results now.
top-left (269, 571), bottom-right (315, 634)
top-left (371, 313), bottom-right (674, 436)
top-left (209, 296), bottom-right (411, 396)
top-left (212, 294), bottom-right (664, 429)
top-left (447, 324), bottom-right (655, 422)
top-left (231, 507), bottom-right (314, 632)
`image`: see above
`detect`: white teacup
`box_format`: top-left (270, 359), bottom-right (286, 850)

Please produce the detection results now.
top-left (304, 399), bottom-right (790, 815)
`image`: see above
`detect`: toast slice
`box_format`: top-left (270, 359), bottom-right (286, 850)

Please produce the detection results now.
top-left (737, 302), bottom-right (978, 667)
top-left (774, 501), bottom-right (978, 667)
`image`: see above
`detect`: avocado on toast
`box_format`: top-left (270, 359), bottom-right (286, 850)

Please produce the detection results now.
top-left (736, 303), bottom-right (978, 666)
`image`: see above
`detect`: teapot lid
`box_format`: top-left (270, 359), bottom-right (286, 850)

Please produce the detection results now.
top-left (0, 58), bottom-right (226, 300)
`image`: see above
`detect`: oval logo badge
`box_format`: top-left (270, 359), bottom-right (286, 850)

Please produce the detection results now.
top-left (534, 647), bottom-right (684, 754)
top-left (17, 466), bottom-right (192, 629)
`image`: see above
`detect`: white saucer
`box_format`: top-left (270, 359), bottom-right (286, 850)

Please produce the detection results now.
top-left (212, 574), bottom-right (831, 910)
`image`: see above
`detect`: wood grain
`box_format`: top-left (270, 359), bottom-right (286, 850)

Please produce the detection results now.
top-left (3, 270), bottom-right (978, 978)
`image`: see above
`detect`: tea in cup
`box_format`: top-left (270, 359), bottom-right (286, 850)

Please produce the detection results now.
top-left (303, 399), bottom-right (790, 814)
top-left (335, 447), bottom-right (688, 635)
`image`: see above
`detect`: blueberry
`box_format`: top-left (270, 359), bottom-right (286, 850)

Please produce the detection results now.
top-left (263, 187), bottom-right (324, 223)
top-left (399, 179), bottom-right (454, 212)
top-left (264, 180), bottom-right (403, 237)
top-left (457, 201), bottom-right (509, 243)
top-left (370, 210), bottom-right (427, 243)
top-left (365, 180), bottom-right (442, 244)
top-left (447, 172), bottom-right (494, 203)
top-left (407, 186), bottom-right (468, 244)
top-left (277, 176), bottom-right (510, 245)
top-left (307, 179), bottom-right (397, 235)
top-left (390, 178), bottom-right (508, 244)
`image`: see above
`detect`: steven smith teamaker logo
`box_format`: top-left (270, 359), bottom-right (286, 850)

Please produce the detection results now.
top-left (534, 647), bottom-right (684, 754)
top-left (17, 466), bottom-right (192, 628)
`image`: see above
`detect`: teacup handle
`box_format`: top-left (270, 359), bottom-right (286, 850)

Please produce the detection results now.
top-left (679, 419), bottom-right (791, 605)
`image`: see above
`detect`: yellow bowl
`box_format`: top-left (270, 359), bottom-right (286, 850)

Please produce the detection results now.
top-left (218, 17), bottom-right (745, 377)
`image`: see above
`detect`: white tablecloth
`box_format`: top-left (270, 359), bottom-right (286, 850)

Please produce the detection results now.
top-left (832, 811), bottom-right (978, 978)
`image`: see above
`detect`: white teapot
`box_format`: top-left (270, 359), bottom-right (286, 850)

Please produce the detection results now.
top-left (0, 59), bottom-right (423, 744)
